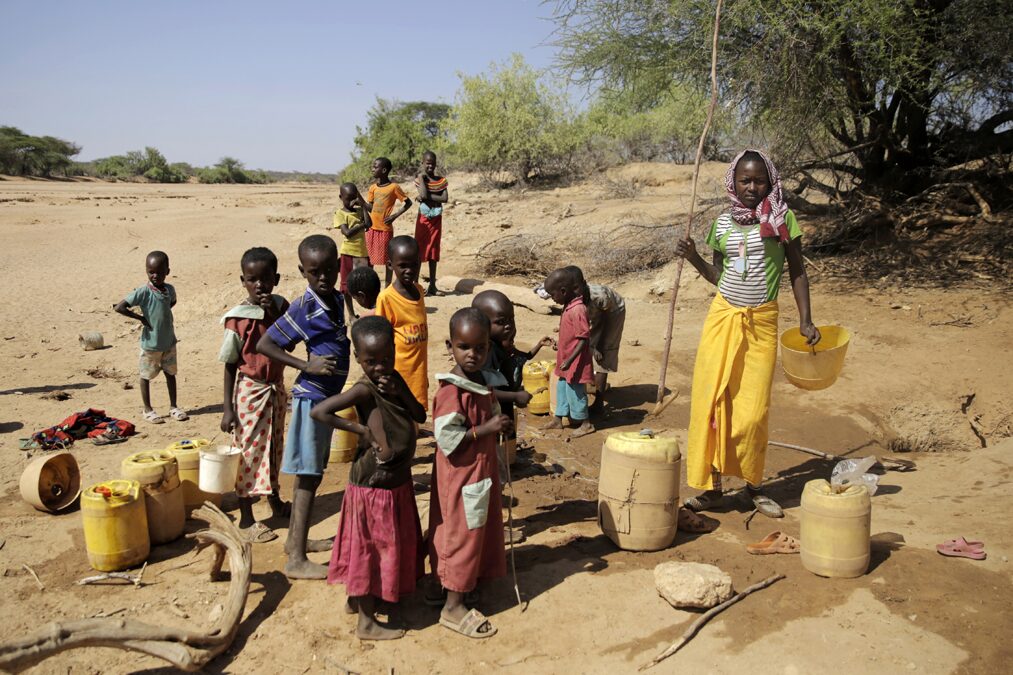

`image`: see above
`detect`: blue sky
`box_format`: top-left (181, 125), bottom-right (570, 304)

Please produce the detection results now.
top-left (0, 0), bottom-right (558, 173)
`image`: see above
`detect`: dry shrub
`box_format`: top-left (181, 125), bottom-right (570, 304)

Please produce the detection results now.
top-left (476, 223), bottom-right (682, 281)
top-left (596, 175), bottom-right (642, 199)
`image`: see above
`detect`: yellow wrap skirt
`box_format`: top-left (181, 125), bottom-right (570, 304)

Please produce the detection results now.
top-left (686, 293), bottom-right (779, 489)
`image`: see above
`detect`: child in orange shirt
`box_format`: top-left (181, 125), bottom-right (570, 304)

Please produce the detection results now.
top-left (375, 236), bottom-right (429, 410)
top-left (366, 157), bottom-right (412, 287)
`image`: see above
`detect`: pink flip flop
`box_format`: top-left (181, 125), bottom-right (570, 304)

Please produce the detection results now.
top-left (936, 537), bottom-right (986, 560)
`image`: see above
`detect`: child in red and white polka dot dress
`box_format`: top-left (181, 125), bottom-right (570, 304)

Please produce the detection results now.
top-left (219, 247), bottom-right (292, 543)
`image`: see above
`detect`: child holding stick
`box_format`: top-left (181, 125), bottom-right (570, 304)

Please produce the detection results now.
top-left (429, 308), bottom-right (511, 639)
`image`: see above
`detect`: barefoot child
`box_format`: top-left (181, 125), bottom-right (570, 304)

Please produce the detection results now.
top-left (257, 235), bottom-right (349, 579)
top-left (414, 150), bottom-right (449, 296)
top-left (218, 247), bottom-right (290, 542)
top-left (564, 266), bottom-right (626, 414)
top-left (430, 308), bottom-right (511, 639)
top-left (366, 157), bottom-right (411, 287)
top-left (114, 250), bottom-right (187, 424)
top-left (311, 316), bottom-right (427, 641)
top-left (333, 182), bottom-right (372, 320)
top-left (542, 267), bottom-right (595, 438)
top-left (346, 265), bottom-right (381, 317)
top-left (375, 236), bottom-right (429, 410)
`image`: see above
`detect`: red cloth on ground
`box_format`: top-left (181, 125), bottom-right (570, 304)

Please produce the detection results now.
top-left (555, 296), bottom-right (594, 384)
top-left (366, 229), bottom-right (393, 266)
top-left (414, 212), bottom-right (442, 262)
top-left (327, 481), bottom-right (424, 602)
top-left (31, 408), bottom-right (135, 449)
top-left (428, 379), bottom-right (506, 593)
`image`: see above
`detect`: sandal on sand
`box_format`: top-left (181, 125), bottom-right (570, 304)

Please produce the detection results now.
top-left (440, 608), bottom-right (497, 639)
top-left (143, 409), bottom-right (165, 424)
top-left (243, 522), bottom-right (279, 544)
top-left (169, 407), bottom-right (189, 421)
top-left (684, 491), bottom-right (725, 513)
top-left (937, 538), bottom-right (986, 560)
top-left (750, 492), bottom-right (784, 519)
top-left (677, 508), bottom-right (717, 534)
top-left (92, 431), bottom-right (127, 446)
top-left (747, 531), bottom-right (800, 555)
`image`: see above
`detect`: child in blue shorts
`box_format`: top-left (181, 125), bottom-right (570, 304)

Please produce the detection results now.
top-left (258, 234), bottom-right (350, 579)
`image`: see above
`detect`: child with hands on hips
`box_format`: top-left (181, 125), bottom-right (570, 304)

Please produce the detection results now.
top-left (311, 316), bottom-right (426, 641)
top-left (219, 247), bottom-right (290, 542)
top-left (257, 235), bottom-right (349, 579)
top-left (429, 308), bottom-right (512, 639)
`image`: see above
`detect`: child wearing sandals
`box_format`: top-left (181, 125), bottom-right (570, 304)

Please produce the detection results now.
top-left (218, 247), bottom-right (290, 543)
top-left (311, 316), bottom-right (427, 640)
top-left (114, 250), bottom-right (187, 424)
top-left (429, 308), bottom-right (512, 639)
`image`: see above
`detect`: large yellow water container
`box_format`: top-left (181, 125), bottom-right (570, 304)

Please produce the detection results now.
top-left (800, 479), bottom-right (871, 578)
top-left (598, 432), bottom-right (681, 551)
top-left (81, 479), bottom-right (150, 571)
top-left (549, 371), bottom-right (597, 414)
top-left (121, 450), bottom-right (185, 545)
top-left (522, 360), bottom-right (555, 415)
top-left (329, 386), bottom-right (359, 463)
top-left (165, 439), bottom-right (221, 516)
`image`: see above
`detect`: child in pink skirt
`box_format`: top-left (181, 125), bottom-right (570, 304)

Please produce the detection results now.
top-left (310, 315), bottom-right (426, 640)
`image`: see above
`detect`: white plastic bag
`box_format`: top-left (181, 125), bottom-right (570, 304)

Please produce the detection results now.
top-left (830, 456), bottom-right (880, 496)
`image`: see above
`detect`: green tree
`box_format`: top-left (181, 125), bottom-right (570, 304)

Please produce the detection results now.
top-left (0, 126), bottom-right (81, 177)
top-left (340, 99), bottom-right (451, 182)
top-left (446, 54), bottom-right (578, 183)
top-left (552, 0), bottom-right (1013, 197)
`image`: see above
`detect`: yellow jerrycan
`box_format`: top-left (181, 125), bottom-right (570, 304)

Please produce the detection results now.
top-left (522, 360), bottom-right (554, 415)
top-left (800, 479), bottom-right (871, 578)
top-left (165, 439), bottom-right (221, 516)
top-left (81, 479), bottom-right (150, 571)
top-left (121, 450), bottom-right (185, 545)
top-left (598, 431), bottom-right (681, 551)
top-left (329, 384), bottom-right (359, 463)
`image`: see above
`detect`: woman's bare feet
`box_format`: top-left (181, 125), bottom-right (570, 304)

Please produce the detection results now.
top-left (305, 537), bottom-right (335, 553)
top-left (283, 558), bottom-right (328, 580)
top-left (356, 596), bottom-right (404, 640)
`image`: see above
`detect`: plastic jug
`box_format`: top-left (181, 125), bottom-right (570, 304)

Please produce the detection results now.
top-left (81, 479), bottom-right (150, 571)
top-left (800, 479), bottom-right (871, 578)
top-left (598, 432), bottom-right (681, 551)
top-left (329, 404), bottom-right (359, 463)
top-left (165, 439), bottom-right (221, 516)
top-left (522, 360), bottom-right (555, 415)
top-left (121, 450), bottom-right (185, 545)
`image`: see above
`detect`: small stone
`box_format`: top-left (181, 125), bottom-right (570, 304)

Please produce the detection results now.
top-left (1001, 556), bottom-right (1008, 563)
top-left (208, 603), bottom-right (224, 623)
top-left (654, 562), bottom-right (734, 609)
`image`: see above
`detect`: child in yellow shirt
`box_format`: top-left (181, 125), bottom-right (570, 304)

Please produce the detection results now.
top-left (375, 236), bottom-right (429, 410)
top-left (333, 182), bottom-right (371, 320)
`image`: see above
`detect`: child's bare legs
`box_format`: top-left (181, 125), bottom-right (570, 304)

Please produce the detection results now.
top-left (267, 493), bottom-right (289, 518)
top-left (355, 595), bottom-right (404, 640)
top-left (284, 475), bottom-right (328, 579)
top-left (139, 377), bottom-right (154, 413)
top-left (238, 497), bottom-right (256, 529)
top-left (590, 371), bottom-right (608, 414)
top-left (425, 260), bottom-right (438, 296)
top-left (165, 373), bottom-right (178, 409)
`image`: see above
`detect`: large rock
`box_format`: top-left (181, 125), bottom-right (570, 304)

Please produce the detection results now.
top-left (654, 562), bottom-right (734, 609)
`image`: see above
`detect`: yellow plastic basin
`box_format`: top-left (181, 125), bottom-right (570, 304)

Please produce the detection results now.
top-left (780, 325), bottom-right (851, 391)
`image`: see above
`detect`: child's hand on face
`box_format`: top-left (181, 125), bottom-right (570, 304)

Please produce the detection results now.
top-left (375, 373), bottom-right (398, 397)
top-left (304, 354), bottom-right (337, 375)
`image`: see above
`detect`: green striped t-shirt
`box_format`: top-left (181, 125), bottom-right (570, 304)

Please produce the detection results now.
top-left (705, 211), bottom-right (802, 307)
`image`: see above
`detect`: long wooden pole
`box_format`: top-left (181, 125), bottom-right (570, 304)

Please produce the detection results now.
top-left (653, 0), bottom-right (724, 414)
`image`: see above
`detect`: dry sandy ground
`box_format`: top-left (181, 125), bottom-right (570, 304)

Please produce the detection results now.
top-left (0, 168), bottom-right (1011, 674)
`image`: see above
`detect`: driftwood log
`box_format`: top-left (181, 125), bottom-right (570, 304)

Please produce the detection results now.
top-left (0, 503), bottom-right (251, 673)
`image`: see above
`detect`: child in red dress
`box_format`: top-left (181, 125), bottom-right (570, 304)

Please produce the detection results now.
top-left (429, 307), bottom-right (512, 639)
top-left (310, 316), bottom-right (426, 640)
